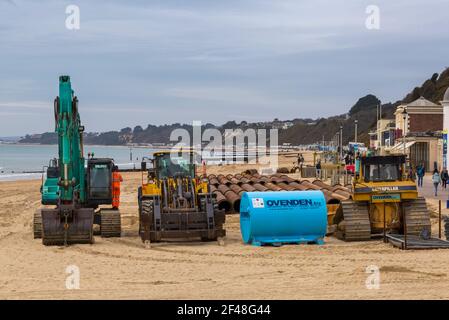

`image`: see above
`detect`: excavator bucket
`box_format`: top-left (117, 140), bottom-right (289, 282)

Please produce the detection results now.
top-left (41, 208), bottom-right (94, 246)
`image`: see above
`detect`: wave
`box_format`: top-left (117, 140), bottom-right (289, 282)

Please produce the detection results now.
top-left (0, 172), bottom-right (42, 182)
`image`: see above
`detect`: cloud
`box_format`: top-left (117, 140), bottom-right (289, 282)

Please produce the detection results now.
top-left (0, 0), bottom-right (449, 135)
top-left (0, 101), bottom-right (49, 109)
top-left (164, 86), bottom-right (299, 110)
top-left (1, 0), bottom-right (17, 6)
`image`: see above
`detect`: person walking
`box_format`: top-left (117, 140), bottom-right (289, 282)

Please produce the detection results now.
top-left (416, 164), bottom-right (425, 187)
top-left (297, 153), bottom-right (304, 169)
top-left (354, 152), bottom-right (361, 177)
top-left (441, 169), bottom-right (449, 190)
top-left (315, 160), bottom-right (322, 179)
top-left (408, 166), bottom-right (415, 181)
top-left (432, 169), bottom-right (441, 197)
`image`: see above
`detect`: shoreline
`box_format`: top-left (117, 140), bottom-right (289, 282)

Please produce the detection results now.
top-left (0, 172), bottom-right (42, 182)
top-left (0, 162), bottom-right (141, 182)
top-left (0, 142), bottom-right (165, 149)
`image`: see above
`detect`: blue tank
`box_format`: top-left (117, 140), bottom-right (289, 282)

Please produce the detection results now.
top-left (239, 191), bottom-right (327, 246)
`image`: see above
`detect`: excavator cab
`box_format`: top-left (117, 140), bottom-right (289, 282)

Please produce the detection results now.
top-left (86, 158), bottom-right (114, 205)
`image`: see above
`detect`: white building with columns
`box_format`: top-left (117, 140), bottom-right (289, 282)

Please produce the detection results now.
top-left (442, 88), bottom-right (449, 169)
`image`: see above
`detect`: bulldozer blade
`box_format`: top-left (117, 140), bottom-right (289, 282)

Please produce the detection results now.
top-left (41, 208), bottom-right (94, 246)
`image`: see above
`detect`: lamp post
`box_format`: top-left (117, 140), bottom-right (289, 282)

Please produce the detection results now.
top-left (335, 132), bottom-right (339, 163)
top-left (339, 125), bottom-right (343, 161)
top-left (401, 107), bottom-right (408, 249)
top-left (402, 108), bottom-right (408, 158)
top-left (354, 119), bottom-right (358, 143)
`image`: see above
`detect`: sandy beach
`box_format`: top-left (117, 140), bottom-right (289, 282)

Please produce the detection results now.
top-left (1, 166), bottom-right (449, 300)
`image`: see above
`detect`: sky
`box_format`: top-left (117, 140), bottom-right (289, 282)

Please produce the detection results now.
top-left (0, 0), bottom-right (448, 136)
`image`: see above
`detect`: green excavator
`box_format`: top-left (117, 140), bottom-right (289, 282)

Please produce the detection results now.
top-left (33, 76), bottom-right (121, 245)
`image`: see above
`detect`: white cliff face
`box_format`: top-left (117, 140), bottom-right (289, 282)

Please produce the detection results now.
top-left (444, 87), bottom-right (449, 102)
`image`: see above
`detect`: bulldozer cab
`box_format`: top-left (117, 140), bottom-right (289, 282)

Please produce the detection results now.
top-left (356, 155), bottom-right (406, 184)
top-left (336, 153), bottom-right (430, 241)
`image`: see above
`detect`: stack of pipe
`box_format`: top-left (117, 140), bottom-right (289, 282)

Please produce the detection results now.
top-left (207, 172), bottom-right (351, 213)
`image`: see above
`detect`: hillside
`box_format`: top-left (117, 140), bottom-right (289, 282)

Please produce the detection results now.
top-left (402, 68), bottom-right (449, 104)
top-left (19, 68), bottom-right (449, 147)
top-left (279, 67), bottom-right (449, 146)
top-left (278, 95), bottom-right (396, 146)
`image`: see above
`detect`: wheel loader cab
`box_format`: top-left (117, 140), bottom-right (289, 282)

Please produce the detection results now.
top-left (140, 151), bottom-right (207, 196)
top-left (154, 152), bottom-right (196, 179)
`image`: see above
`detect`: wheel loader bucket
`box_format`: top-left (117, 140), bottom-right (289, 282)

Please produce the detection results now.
top-left (41, 208), bottom-right (94, 246)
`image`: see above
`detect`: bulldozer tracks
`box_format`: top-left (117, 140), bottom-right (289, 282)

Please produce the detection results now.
top-left (339, 200), bottom-right (371, 241)
top-left (403, 197), bottom-right (431, 236)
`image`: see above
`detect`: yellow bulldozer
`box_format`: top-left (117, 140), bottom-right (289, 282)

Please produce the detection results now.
top-left (138, 150), bottom-right (225, 243)
top-left (334, 155), bottom-right (431, 241)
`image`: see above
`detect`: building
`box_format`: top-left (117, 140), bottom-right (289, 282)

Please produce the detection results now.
top-left (282, 122), bottom-right (294, 130)
top-left (369, 119), bottom-right (396, 152)
top-left (390, 96), bottom-right (444, 171)
top-left (394, 96), bottom-right (443, 135)
top-left (441, 88), bottom-right (449, 169)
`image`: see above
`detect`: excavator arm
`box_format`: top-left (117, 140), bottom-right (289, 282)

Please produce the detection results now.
top-left (38, 76), bottom-right (94, 245)
top-left (55, 76), bottom-right (86, 203)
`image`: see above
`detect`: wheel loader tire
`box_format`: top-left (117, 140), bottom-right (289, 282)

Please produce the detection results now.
top-left (138, 187), bottom-right (142, 235)
top-left (201, 235), bottom-right (218, 242)
top-left (33, 209), bottom-right (42, 239)
top-left (140, 199), bottom-right (159, 243)
top-left (100, 209), bottom-right (121, 238)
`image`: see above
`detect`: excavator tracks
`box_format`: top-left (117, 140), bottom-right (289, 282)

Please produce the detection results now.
top-left (100, 209), bottom-right (121, 238)
top-left (403, 197), bottom-right (431, 237)
top-left (339, 200), bottom-right (371, 241)
top-left (33, 210), bottom-right (42, 239)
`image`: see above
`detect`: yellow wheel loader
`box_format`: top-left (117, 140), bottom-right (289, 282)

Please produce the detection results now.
top-left (138, 150), bottom-right (225, 243)
top-left (334, 155), bottom-right (431, 241)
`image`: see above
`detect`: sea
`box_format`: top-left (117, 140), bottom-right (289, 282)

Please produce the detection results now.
top-left (0, 144), bottom-right (158, 181)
